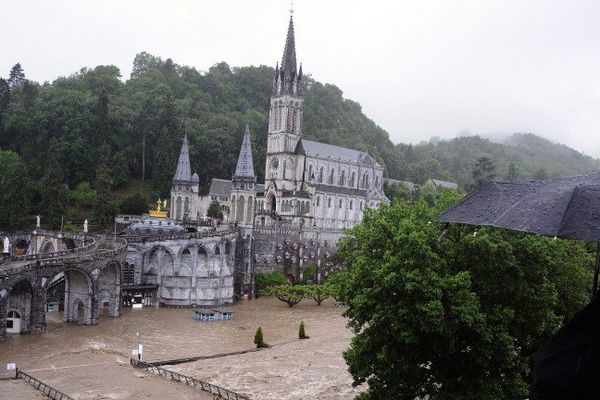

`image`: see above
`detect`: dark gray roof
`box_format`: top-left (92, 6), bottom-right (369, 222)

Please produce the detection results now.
top-left (173, 134), bottom-right (192, 182)
top-left (302, 140), bottom-right (377, 166)
top-left (208, 178), bottom-right (264, 197)
top-left (435, 172), bottom-right (600, 242)
top-left (315, 184), bottom-right (368, 197)
top-left (233, 125), bottom-right (255, 179)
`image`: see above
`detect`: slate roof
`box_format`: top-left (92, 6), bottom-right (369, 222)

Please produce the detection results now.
top-left (173, 134), bottom-right (192, 182)
top-left (208, 178), bottom-right (264, 197)
top-left (435, 172), bottom-right (600, 242)
top-left (301, 140), bottom-right (377, 166)
top-left (234, 125), bottom-right (255, 178)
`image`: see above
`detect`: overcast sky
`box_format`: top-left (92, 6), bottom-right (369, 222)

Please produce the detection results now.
top-left (2, 0), bottom-right (599, 156)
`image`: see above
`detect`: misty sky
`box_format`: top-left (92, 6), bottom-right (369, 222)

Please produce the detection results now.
top-left (2, 0), bottom-right (599, 156)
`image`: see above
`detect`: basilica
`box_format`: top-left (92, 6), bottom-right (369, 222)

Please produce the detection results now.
top-left (169, 16), bottom-right (389, 232)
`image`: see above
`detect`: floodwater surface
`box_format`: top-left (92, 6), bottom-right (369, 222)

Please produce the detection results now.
top-left (0, 297), bottom-right (362, 399)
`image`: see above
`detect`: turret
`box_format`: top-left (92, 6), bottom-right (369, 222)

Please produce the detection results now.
top-left (230, 125), bottom-right (257, 227)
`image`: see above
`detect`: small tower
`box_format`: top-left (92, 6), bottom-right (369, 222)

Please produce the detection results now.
top-left (170, 134), bottom-right (199, 221)
top-left (230, 125), bottom-right (257, 227)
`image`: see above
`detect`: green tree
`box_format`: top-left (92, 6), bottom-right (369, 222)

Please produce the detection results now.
top-left (0, 150), bottom-right (31, 228)
top-left (334, 194), bottom-right (592, 400)
top-left (94, 145), bottom-right (117, 227)
top-left (40, 141), bottom-right (68, 229)
top-left (268, 284), bottom-right (306, 308)
top-left (507, 162), bottom-right (519, 181)
top-left (70, 181), bottom-right (96, 209)
top-left (254, 326), bottom-right (268, 348)
top-left (471, 156), bottom-right (496, 188)
top-left (533, 167), bottom-right (548, 180)
top-left (305, 283), bottom-right (332, 306)
top-left (298, 321), bottom-right (309, 339)
top-left (119, 193), bottom-right (149, 215)
top-left (8, 63), bottom-right (26, 87)
top-left (207, 199), bottom-right (223, 219)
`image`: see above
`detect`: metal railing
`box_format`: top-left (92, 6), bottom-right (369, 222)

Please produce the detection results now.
top-left (17, 370), bottom-right (74, 400)
top-left (131, 359), bottom-right (250, 400)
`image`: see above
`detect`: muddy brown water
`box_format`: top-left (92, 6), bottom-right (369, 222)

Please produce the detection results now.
top-left (0, 298), bottom-right (363, 399)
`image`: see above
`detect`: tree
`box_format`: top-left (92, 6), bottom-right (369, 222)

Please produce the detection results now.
top-left (40, 141), bottom-right (68, 229)
top-left (298, 321), bottom-right (309, 339)
top-left (94, 145), bottom-right (118, 227)
top-left (471, 156), bottom-right (496, 189)
top-left (268, 284), bottom-right (306, 308)
top-left (334, 194), bottom-right (592, 400)
top-left (533, 167), bottom-right (548, 180)
top-left (8, 63), bottom-right (26, 87)
top-left (305, 283), bottom-right (332, 306)
top-left (507, 162), bottom-right (519, 181)
top-left (207, 199), bottom-right (223, 219)
top-left (0, 151), bottom-right (31, 228)
top-left (119, 193), bottom-right (149, 215)
top-left (254, 326), bottom-right (268, 348)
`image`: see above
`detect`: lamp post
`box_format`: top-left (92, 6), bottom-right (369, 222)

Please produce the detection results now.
top-left (136, 331), bottom-right (141, 361)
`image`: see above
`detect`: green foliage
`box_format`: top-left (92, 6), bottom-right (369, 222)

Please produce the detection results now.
top-left (94, 145), bottom-right (118, 227)
top-left (267, 284), bottom-right (306, 308)
top-left (0, 150), bottom-right (31, 228)
top-left (70, 181), bottom-right (96, 208)
top-left (254, 326), bottom-right (268, 348)
top-left (471, 156), bottom-right (496, 189)
top-left (207, 199), bottom-right (223, 219)
top-left (40, 140), bottom-right (68, 229)
top-left (298, 320), bottom-right (309, 339)
top-left (301, 264), bottom-right (317, 283)
top-left (304, 283), bottom-right (332, 306)
top-left (119, 193), bottom-right (149, 215)
top-left (333, 193), bottom-right (592, 400)
top-left (255, 272), bottom-right (287, 295)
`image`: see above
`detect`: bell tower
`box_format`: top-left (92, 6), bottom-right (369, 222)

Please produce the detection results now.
top-left (265, 15), bottom-right (304, 189)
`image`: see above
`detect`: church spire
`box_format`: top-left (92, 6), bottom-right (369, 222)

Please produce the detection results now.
top-left (275, 15), bottom-right (301, 95)
top-left (173, 134), bottom-right (192, 182)
top-left (233, 125), bottom-right (255, 179)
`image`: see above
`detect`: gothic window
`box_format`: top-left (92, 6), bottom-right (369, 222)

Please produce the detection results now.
top-left (339, 170), bottom-right (346, 186)
top-left (308, 164), bottom-right (313, 180)
top-left (375, 176), bottom-right (380, 188)
top-left (328, 198), bottom-right (332, 208)
top-left (329, 168), bottom-right (335, 184)
top-left (350, 172), bottom-right (356, 188)
top-left (283, 159), bottom-right (287, 179)
top-left (360, 201), bottom-right (364, 210)
top-left (319, 166), bottom-right (324, 183)
top-left (350, 200), bottom-right (353, 210)
top-left (316, 196), bottom-right (320, 206)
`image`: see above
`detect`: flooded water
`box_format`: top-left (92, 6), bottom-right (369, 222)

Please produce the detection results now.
top-left (0, 298), bottom-right (362, 399)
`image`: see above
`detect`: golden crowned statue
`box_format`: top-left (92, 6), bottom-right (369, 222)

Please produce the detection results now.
top-left (149, 198), bottom-right (168, 218)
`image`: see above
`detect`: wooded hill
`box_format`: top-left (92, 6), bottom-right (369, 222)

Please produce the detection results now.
top-left (0, 54), bottom-right (598, 228)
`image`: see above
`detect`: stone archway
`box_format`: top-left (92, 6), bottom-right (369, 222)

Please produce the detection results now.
top-left (40, 240), bottom-right (56, 254)
top-left (6, 280), bottom-right (34, 334)
top-left (63, 269), bottom-right (93, 325)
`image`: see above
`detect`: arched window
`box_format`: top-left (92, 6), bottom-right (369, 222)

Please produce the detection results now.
top-left (308, 164), bottom-right (313, 180)
top-left (350, 172), bottom-right (356, 187)
top-left (329, 168), bottom-right (335, 184)
top-left (339, 170), bottom-right (346, 186)
top-left (350, 200), bottom-right (353, 210)
top-left (339, 199), bottom-right (343, 208)
top-left (283, 159), bottom-right (287, 179)
top-left (316, 196), bottom-right (320, 207)
top-left (328, 198), bottom-right (332, 208)
top-left (319, 167), bottom-right (324, 183)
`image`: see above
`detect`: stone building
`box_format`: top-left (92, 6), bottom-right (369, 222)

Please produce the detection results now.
top-left (170, 16), bottom-right (388, 232)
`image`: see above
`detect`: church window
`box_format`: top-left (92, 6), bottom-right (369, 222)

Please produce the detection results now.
top-left (328, 198), bottom-right (332, 208)
top-left (319, 167), bottom-right (324, 183)
top-left (339, 170), bottom-right (345, 186)
top-left (329, 169), bottom-right (335, 184)
top-left (339, 199), bottom-right (343, 208)
top-left (308, 164), bottom-right (313, 180)
top-left (350, 171), bottom-right (356, 187)
top-left (350, 200), bottom-right (353, 210)
top-left (283, 159), bottom-right (287, 179)
top-left (316, 196), bottom-right (320, 206)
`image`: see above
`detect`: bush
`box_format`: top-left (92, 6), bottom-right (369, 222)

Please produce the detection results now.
top-left (254, 326), bottom-right (268, 348)
top-left (70, 181), bottom-right (96, 208)
top-left (268, 284), bottom-right (306, 308)
top-left (299, 321), bottom-right (309, 339)
top-left (256, 272), bottom-right (287, 296)
top-left (119, 193), bottom-right (149, 215)
top-left (305, 283), bottom-right (332, 306)
top-left (302, 264), bottom-right (317, 283)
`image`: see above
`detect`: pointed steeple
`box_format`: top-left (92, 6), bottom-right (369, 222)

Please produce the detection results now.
top-left (173, 134), bottom-right (192, 182)
top-left (233, 125), bottom-right (255, 179)
top-left (275, 15), bottom-right (301, 95)
top-left (281, 16), bottom-right (297, 77)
